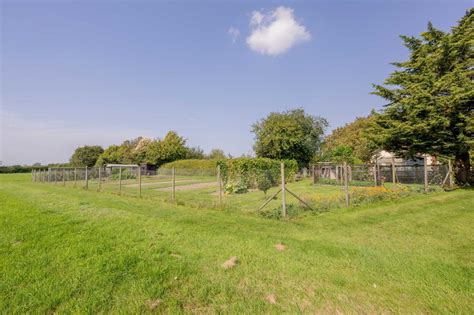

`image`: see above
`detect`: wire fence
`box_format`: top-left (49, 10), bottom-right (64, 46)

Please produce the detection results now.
top-left (31, 161), bottom-right (455, 218)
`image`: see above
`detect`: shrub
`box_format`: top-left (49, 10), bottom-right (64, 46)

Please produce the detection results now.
top-left (218, 158), bottom-right (298, 194)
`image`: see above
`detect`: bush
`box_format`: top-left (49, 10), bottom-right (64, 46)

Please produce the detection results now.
top-left (110, 169), bottom-right (136, 180)
top-left (218, 158), bottom-right (298, 194)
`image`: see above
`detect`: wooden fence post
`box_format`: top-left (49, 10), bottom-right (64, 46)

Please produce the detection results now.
top-left (74, 168), bottom-right (77, 187)
top-left (312, 165), bottom-right (316, 185)
top-left (54, 168), bottom-right (57, 185)
top-left (448, 159), bottom-right (453, 188)
top-left (171, 166), bottom-right (176, 202)
top-left (373, 162), bottom-right (378, 187)
top-left (98, 167), bottom-right (102, 191)
top-left (281, 162), bottom-right (286, 218)
top-left (138, 166), bottom-right (141, 197)
top-left (217, 165), bottom-right (222, 207)
top-left (62, 168), bottom-right (66, 186)
top-left (48, 168), bottom-right (51, 183)
top-left (344, 161), bottom-right (350, 207)
top-left (118, 167), bottom-right (122, 195)
top-left (424, 155), bottom-right (428, 193)
top-left (391, 158), bottom-right (396, 190)
top-left (85, 166), bottom-right (89, 189)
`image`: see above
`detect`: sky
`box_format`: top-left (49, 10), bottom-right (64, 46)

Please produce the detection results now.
top-left (1, 0), bottom-right (471, 165)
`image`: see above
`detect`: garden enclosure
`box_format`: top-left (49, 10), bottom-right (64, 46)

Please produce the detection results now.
top-left (32, 160), bottom-right (454, 217)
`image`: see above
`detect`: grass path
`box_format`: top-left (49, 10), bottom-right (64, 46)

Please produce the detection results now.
top-left (0, 174), bottom-right (473, 313)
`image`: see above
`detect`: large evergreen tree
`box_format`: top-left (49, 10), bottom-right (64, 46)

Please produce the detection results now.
top-left (372, 9), bottom-right (473, 184)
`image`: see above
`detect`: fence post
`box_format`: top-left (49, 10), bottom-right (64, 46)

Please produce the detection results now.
top-left (373, 163), bottom-right (377, 187)
top-left (98, 167), bottom-right (102, 191)
top-left (48, 168), bottom-right (51, 183)
top-left (217, 165), bottom-right (222, 207)
top-left (118, 167), bottom-right (122, 195)
top-left (281, 162), bottom-right (286, 218)
top-left (448, 159), bottom-right (453, 188)
top-left (54, 168), bottom-right (57, 185)
top-left (171, 166), bottom-right (176, 202)
top-left (424, 155), bottom-right (428, 193)
top-left (344, 161), bottom-right (350, 207)
top-left (85, 166), bottom-right (89, 189)
top-left (74, 168), bottom-right (77, 187)
top-left (62, 168), bottom-right (66, 186)
top-left (138, 166), bottom-right (141, 197)
top-left (391, 158), bottom-right (396, 190)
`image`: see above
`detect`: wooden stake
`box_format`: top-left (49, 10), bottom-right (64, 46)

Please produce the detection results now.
top-left (424, 155), bottom-right (428, 193)
top-left (391, 158), bottom-right (396, 190)
top-left (448, 159), bottom-right (453, 188)
top-left (343, 161), bottom-right (350, 207)
top-left (98, 167), bottom-right (102, 191)
top-left (138, 166), bottom-right (141, 197)
top-left (217, 165), bottom-right (222, 206)
top-left (285, 188), bottom-right (314, 211)
top-left (85, 166), bottom-right (89, 190)
top-left (373, 162), bottom-right (377, 187)
top-left (281, 162), bottom-right (286, 218)
top-left (74, 168), bottom-right (77, 187)
top-left (118, 167), bottom-right (122, 195)
top-left (54, 168), bottom-right (57, 185)
top-left (258, 188), bottom-right (282, 211)
top-left (172, 166), bottom-right (176, 201)
top-left (62, 168), bottom-right (65, 186)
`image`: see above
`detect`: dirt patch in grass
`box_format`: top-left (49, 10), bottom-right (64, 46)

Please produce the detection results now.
top-left (275, 243), bottom-right (286, 251)
top-left (222, 256), bottom-right (238, 269)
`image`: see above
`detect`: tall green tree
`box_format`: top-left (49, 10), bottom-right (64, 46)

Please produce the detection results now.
top-left (372, 10), bottom-right (473, 184)
top-left (252, 109), bottom-right (328, 167)
top-left (70, 145), bottom-right (104, 167)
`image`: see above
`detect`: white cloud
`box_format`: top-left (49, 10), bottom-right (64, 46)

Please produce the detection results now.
top-left (246, 6), bottom-right (311, 56)
top-left (228, 27), bottom-right (240, 43)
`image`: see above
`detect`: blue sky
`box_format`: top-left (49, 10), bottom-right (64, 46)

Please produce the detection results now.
top-left (1, 0), bottom-right (471, 165)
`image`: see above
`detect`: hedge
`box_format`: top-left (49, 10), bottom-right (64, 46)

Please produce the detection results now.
top-left (159, 159), bottom-right (219, 176)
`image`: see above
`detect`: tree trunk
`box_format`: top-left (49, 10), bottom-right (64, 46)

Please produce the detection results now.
top-left (454, 151), bottom-right (471, 185)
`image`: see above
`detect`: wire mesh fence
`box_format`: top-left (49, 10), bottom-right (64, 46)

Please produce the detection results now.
top-left (31, 160), bottom-right (454, 218)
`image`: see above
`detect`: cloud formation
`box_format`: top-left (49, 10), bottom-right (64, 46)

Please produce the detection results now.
top-left (246, 6), bottom-right (311, 56)
top-left (228, 27), bottom-right (240, 43)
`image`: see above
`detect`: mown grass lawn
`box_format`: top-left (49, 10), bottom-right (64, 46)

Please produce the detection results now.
top-left (0, 174), bottom-right (473, 313)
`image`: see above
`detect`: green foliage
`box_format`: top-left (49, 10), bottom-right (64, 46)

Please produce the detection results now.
top-left (252, 108), bottom-right (328, 167)
top-left (185, 146), bottom-right (205, 159)
top-left (95, 145), bottom-right (129, 166)
top-left (322, 115), bottom-right (379, 163)
top-left (372, 10), bottom-right (474, 184)
top-left (110, 169), bottom-right (136, 180)
top-left (256, 172), bottom-right (273, 196)
top-left (70, 146), bottom-right (104, 167)
top-left (331, 145), bottom-right (355, 164)
top-left (218, 158), bottom-right (298, 194)
top-left (207, 149), bottom-right (226, 159)
top-left (145, 131), bottom-right (187, 167)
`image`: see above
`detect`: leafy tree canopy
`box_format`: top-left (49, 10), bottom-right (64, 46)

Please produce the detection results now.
top-left (207, 149), bottom-right (226, 160)
top-left (70, 145), bottom-right (104, 167)
top-left (372, 9), bottom-right (473, 184)
top-left (322, 115), bottom-right (379, 163)
top-left (252, 108), bottom-right (328, 167)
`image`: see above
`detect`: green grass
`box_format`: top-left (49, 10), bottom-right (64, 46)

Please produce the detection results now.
top-left (1, 173), bottom-right (473, 313)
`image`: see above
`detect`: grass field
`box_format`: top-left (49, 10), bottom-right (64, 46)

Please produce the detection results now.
top-left (1, 173), bottom-right (473, 313)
